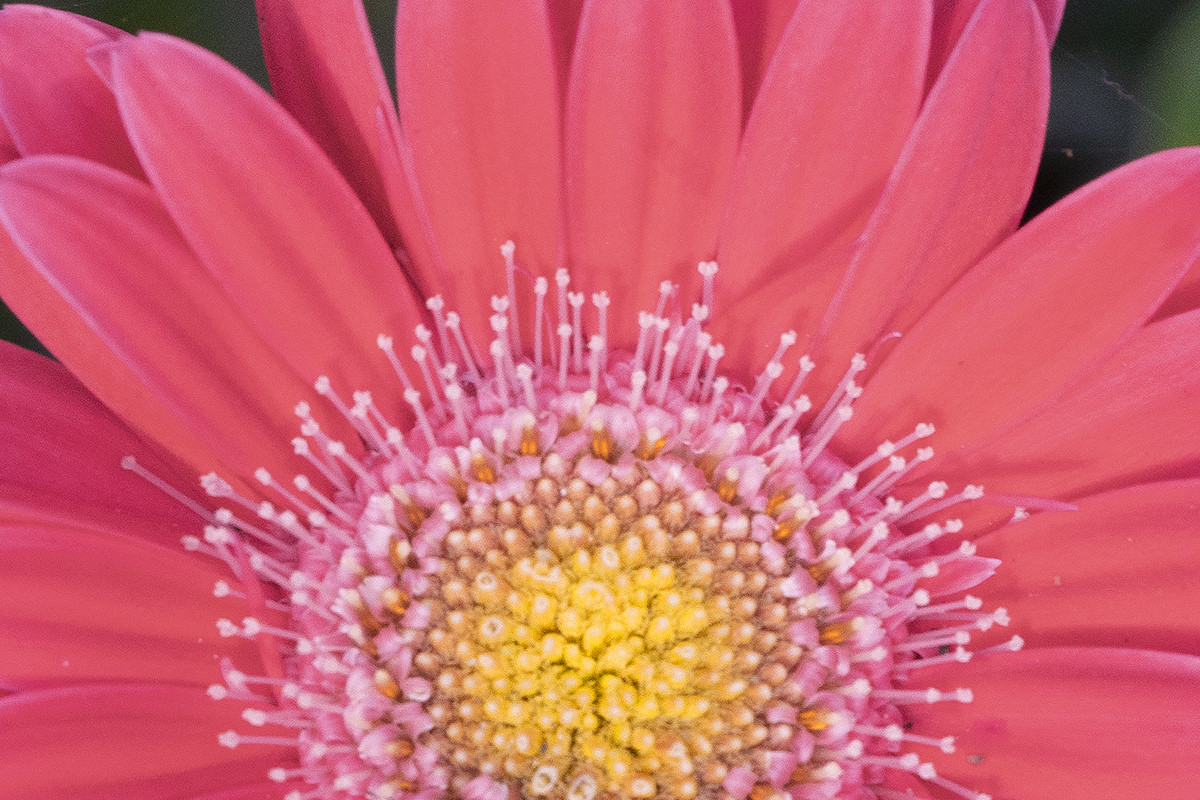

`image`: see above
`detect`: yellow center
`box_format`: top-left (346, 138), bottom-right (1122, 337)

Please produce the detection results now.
top-left (414, 475), bottom-right (798, 800)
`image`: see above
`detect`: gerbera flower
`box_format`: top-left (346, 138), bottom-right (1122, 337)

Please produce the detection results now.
top-left (0, 1), bottom-right (1197, 799)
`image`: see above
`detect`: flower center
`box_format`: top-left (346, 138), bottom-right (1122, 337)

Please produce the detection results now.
top-left (403, 461), bottom-right (796, 800)
top-left (149, 252), bottom-right (1020, 800)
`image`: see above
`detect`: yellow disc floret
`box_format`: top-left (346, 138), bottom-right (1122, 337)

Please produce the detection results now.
top-left (414, 473), bottom-right (791, 800)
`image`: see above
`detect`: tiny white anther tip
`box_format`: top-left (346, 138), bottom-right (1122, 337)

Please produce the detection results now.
top-left (241, 708), bottom-right (268, 726)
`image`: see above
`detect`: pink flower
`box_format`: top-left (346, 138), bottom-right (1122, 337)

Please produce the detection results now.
top-left (0, 1), bottom-right (1198, 800)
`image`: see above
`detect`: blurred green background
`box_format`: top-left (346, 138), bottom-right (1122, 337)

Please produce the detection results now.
top-left (2, 0), bottom-right (1199, 353)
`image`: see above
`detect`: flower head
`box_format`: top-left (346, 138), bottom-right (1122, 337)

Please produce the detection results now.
top-left (0, 2), bottom-right (1199, 800)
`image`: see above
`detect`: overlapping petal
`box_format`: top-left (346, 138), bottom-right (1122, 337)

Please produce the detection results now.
top-left (812, 0), bottom-right (1049, 394)
top-left (932, 307), bottom-right (1200, 498)
top-left (255, 0), bottom-right (404, 251)
top-left (0, 5), bottom-right (141, 177)
top-left (0, 341), bottom-right (200, 541)
top-left (396, 0), bottom-right (562, 347)
top-left (95, 33), bottom-right (425, 399)
top-left (929, 0), bottom-right (1065, 84)
top-left (974, 481), bottom-right (1200, 655)
top-left (0, 523), bottom-right (259, 688)
top-left (842, 147), bottom-right (1200, 460)
top-left (0, 684), bottom-right (293, 800)
top-left (911, 649), bottom-right (1200, 800)
top-left (0, 156), bottom-right (340, 483)
top-left (566, 0), bottom-right (740, 340)
top-left (546, 0), bottom-right (585, 99)
top-left (729, 0), bottom-right (799, 119)
top-left (712, 0), bottom-right (929, 372)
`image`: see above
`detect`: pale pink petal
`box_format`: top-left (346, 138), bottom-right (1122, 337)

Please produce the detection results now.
top-left (566, 0), bottom-right (740, 342)
top-left (0, 341), bottom-right (205, 541)
top-left (95, 33), bottom-right (425, 399)
top-left (0, 524), bottom-right (261, 687)
top-left (0, 684), bottom-right (293, 799)
top-left (932, 308), bottom-right (1200, 499)
top-left (0, 156), bottom-right (346, 484)
top-left (256, 0), bottom-right (404, 249)
top-left (0, 5), bottom-right (141, 176)
top-left (810, 0), bottom-right (1049, 394)
top-left (911, 649), bottom-right (1200, 800)
top-left (841, 147), bottom-right (1200, 460)
top-left (396, 0), bottom-right (562, 348)
top-left (712, 0), bottom-right (929, 370)
top-left (730, 0), bottom-right (799, 119)
top-left (973, 481), bottom-right (1200, 655)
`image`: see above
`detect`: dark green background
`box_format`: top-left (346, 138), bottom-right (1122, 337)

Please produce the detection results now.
top-left (3, 0), bottom-right (1199, 352)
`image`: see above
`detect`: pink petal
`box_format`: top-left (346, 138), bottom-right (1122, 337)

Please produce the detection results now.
top-left (1154, 254), bottom-right (1200, 318)
top-left (0, 341), bottom-right (203, 543)
top-left (96, 33), bottom-right (424, 399)
top-left (974, 481), bottom-right (1200, 655)
top-left (911, 648), bottom-right (1200, 800)
top-left (810, 0), bottom-right (1049, 396)
top-left (565, 0), bottom-right (740, 343)
top-left (0, 683), bottom-right (293, 799)
top-left (713, 0), bottom-right (929, 369)
top-left (1035, 0), bottom-right (1068, 39)
top-left (0, 156), bottom-right (345, 485)
top-left (373, 104), bottom-right (448, 302)
top-left (255, 0), bottom-right (403, 249)
top-left (0, 523), bottom-right (261, 688)
top-left (547, 0), bottom-right (585, 98)
top-left (0, 228), bottom-right (237, 481)
top-left (932, 307), bottom-right (1200, 499)
top-left (191, 784), bottom-right (295, 800)
top-left (396, 0), bottom-right (562, 348)
top-left (841, 147), bottom-right (1200, 461)
top-left (929, 0), bottom-right (1064, 87)
top-left (0, 114), bottom-right (16, 163)
top-left (730, 0), bottom-right (799, 120)
top-left (0, 5), bottom-right (141, 176)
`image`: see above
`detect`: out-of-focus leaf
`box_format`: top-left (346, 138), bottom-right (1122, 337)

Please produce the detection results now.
top-left (1140, 0), bottom-right (1200, 151)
